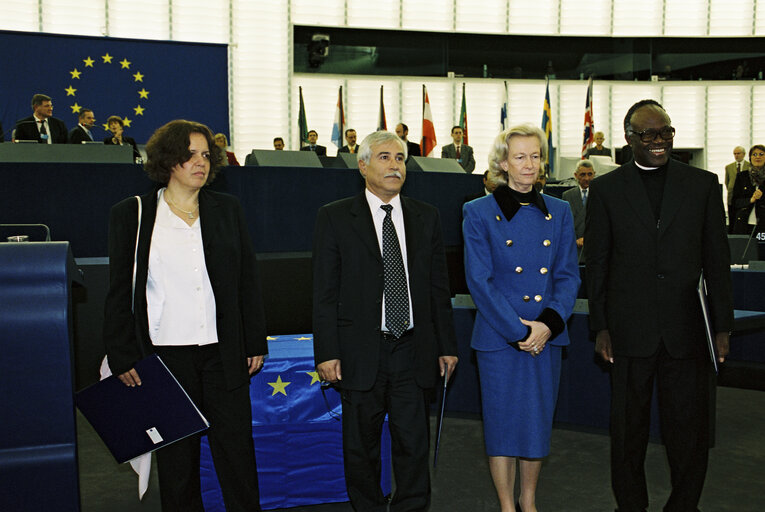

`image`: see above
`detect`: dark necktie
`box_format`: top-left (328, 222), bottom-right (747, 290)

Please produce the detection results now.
top-left (39, 120), bottom-right (47, 143)
top-left (737, 162), bottom-right (741, 173)
top-left (456, 146), bottom-right (461, 159)
top-left (380, 204), bottom-right (410, 338)
top-left (582, 189), bottom-right (588, 205)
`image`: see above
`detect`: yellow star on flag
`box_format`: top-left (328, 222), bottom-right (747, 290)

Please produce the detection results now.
top-left (134, 105), bottom-right (145, 116)
top-left (138, 88), bottom-right (150, 99)
top-left (296, 336), bottom-right (311, 341)
top-left (122, 117), bottom-right (132, 127)
top-left (306, 371), bottom-right (321, 385)
top-left (70, 68), bottom-right (81, 79)
top-left (102, 53), bottom-right (113, 63)
top-left (65, 85), bottom-right (77, 96)
top-left (133, 71), bottom-right (144, 82)
top-left (83, 56), bottom-right (95, 67)
top-left (119, 58), bottom-right (131, 69)
top-left (267, 336), bottom-right (278, 340)
top-left (102, 123), bottom-right (110, 131)
top-left (70, 103), bottom-right (82, 113)
top-left (268, 375), bottom-right (291, 396)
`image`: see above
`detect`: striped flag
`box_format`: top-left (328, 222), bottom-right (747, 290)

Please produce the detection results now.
top-left (298, 86), bottom-right (308, 148)
top-left (500, 80), bottom-right (509, 131)
top-left (459, 83), bottom-right (468, 145)
top-left (331, 85), bottom-right (345, 149)
top-left (581, 77), bottom-right (594, 158)
top-left (421, 85), bottom-right (437, 157)
top-left (541, 78), bottom-right (554, 176)
top-left (377, 85), bottom-right (387, 131)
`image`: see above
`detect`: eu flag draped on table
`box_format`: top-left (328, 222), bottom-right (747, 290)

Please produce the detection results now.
top-left (541, 78), bottom-right (554, 176)
top-left (581, 76), bottom-right (594, 158)
top-left (298, 86), bottom-right (309, 148)
top-left (377, 85), bottom-right (387, 131)
top-left (421, 85), bottom-right (437, 157)
top-left (459, 82), bottom-right (469, 145)
top-left (331, 86), bottom-right (345, 149)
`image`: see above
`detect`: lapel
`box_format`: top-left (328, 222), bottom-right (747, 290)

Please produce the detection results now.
top-left (620, 163), bottom-right (658, 232)
top-left (349, 192), bottom-right (382, 263)
top-left (198, 189), bottom-right (221, 258)
top-left (657, 160), bottom-right (689, 237)
top-left (401, 196), bottom-right (422, 268)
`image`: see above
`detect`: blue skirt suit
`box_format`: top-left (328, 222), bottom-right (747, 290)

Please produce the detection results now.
top-left (463, 186), bottom-right (580, 458)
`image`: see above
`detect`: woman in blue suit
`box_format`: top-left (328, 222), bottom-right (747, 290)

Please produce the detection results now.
top-left (462, 125), bottom-right (580, 512)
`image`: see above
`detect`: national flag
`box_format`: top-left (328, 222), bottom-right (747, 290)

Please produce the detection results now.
top-left (330, 86), bottom-right (345, 149)
top-left (581, 77), bottom-right (594, 159)
top-left (298, 86), bottom-right (308, 148)
top-left (500, 80), bottom-right (509, 131)
top-left (541, 78), bottom-right (554, 176)
top-left (421, 85), bottom-right (437, 157)
top-left (377, 85), bottom-right (387, 131)
top-left (459, 83), bottom-right (468, 145)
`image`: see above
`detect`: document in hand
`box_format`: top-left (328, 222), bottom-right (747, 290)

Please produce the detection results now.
top-left (697, 273), bottom-right (720, 374)
top-left (75, 354), bottom-right (209, 463)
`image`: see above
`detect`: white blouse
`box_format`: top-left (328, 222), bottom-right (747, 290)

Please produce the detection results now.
top-left (146, 189), bottom-right (218, 346)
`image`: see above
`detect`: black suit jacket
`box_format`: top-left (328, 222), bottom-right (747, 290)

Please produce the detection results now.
top-left (584, 160), bottom-right (733, 358)
top-left (300, 145), bottom-right (327, 156)
top-left (405, 141), bottom-right (421, 158)
top-left (68, 125), bottom-right (94, 144)
top-left (14, 116), bottom-right (68, 143)
top-left (104, 134), bottom-right (141, 161)
top-left (312, 192), bottom-right (457, 391)
top-left (337, 145), bottom-right (358, 154)
top-left (103, 188), bottom-right (267, 390)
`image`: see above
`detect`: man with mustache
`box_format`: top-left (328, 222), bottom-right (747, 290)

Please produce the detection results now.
top-left (585, 99), bottom-right (733, 512)
top-left (312, 130), bottom-right (458, 511)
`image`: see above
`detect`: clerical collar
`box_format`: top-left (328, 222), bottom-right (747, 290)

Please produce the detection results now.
top-left (635, 161), bottom-right (659, 171)
top-left (492, 185), bottom-right (549, 222)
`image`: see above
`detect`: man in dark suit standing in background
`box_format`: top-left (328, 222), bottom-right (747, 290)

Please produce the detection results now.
top-left (562, 159), bottom-right (595, 261)
top-left (337, 128), bottom-right (359, 154)
top-left (724, 145), bottom-right (751, 231)
top-left (300, 129), bottom-right (327, 155)
top-left (68, 108), bottom-right (96, 144)
top-left (312, 130), bottom-right (458, 511)
top-left (395, 123), bottom-right (421, 158)
top-left (14, 94), bottom-right (68, 143)
top-left (585, 99), bottom-right (733, 512)
top-left (440, 126), bottom-right (475, 173)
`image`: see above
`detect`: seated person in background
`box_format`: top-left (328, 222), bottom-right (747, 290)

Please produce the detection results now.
top-left (68, 109), bottom-right (97, 144)
top-left (395, 122), bottom-right (421, 158)
top-left (535, 170), bottom-right (547, 193)
top-left (465, 170), bottom-right (498, 203)
top-left (299, 130), bottom-right (326, 155)
top-left (562, 159), bottom-right (596, 260)
top-left (273, 137), bottom-right (285, 150)
top-left (14, 93), bottom-right (68, 144)
top-left (731, 144), bottom-right (765, 235)
top-left (214, 132), bottom-right (240, 166)
top-left (585, 131), bottom-right (611, 158)
top-left (441, 126), bottom-right (476, 173)
top-left (337, 129), bottom-right (359, 154)
top-left (104, 115), bottom-right (141, 162)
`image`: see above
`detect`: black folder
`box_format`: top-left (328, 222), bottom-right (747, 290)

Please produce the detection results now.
top-left (75, 354), bottom-right (209, 463)
top-left (697, 274), bottom-right (720, 374)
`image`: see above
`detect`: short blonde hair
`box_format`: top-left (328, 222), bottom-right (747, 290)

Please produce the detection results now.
top-left (488, 124), bottom-right (547, 186)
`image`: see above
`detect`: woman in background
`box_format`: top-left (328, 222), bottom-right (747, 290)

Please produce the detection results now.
top-left (104, 115), bottom-right (141, 162)
top-left (462, 125), bottom-right (580, 512)
top-left (731, 144), bottom-right (765, 235)
top-left (214, 132), bottom-right (240, 166)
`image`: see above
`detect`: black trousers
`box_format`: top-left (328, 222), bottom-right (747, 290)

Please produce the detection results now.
top-left (340, 333), bottom-right (431, 512)
top-left (610, 343), bottom-right (710, 512)
top-left (153, 344), bottom-right (261, 512)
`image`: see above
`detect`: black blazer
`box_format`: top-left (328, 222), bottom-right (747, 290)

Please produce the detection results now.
top-left (68, 125), bottom-right (94, 144)
top-left (337, 145), bottom-right (358, 154)
top-left (104, 134), bottom-right (141, 162)
top-left (300, 145), bottom-right (327, 156)
top-left (730, 169), bottom-right (765, 234)
top-left (103, 187), bottom-right (267, 390)
top-left (406, 141), bottom-right (421, 158)
top-left (14, 116), bottom-right (68, 143)
top-left (312, 192), bottom-right (457, 391)
top-left (584, 160), bottom-right (733, 359)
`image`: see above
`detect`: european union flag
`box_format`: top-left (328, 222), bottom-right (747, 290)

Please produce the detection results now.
top-left (0, 30), bottom-right (229, 144)
top-left (541, 78), bottom-right (554, 176)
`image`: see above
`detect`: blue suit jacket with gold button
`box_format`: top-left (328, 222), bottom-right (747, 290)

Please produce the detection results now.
top-left (463, 187), bottom-right (580, 352)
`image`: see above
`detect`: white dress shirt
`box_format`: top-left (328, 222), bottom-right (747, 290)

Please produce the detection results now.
top-left (146, 189), bottom-right (218, 346)
top-left (365, 188), bottom-right (415, 332)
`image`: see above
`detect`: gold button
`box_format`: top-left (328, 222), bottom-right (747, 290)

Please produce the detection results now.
top-left (523, 295), bottom-right (530, 302)
top-left (545, 214), bottom-right (552, 221)
top-left (506, 240), bottom-right (513, 246)
top-left (515, 266), bottom-right (523, 273)
top-left (496, 215), bottom-right (501, 221)
top-left (543, 239), bottom-right (551, 247)
top-left (540, 267), bottom-right (548, 274)
top-left (534, 295), bottom-right (542, 302)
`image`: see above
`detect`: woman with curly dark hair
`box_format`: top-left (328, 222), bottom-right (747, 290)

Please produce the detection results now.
top-left (103, 119), bottom-right (266, 511)
top-left (731, 144), bottom-right (765, 235)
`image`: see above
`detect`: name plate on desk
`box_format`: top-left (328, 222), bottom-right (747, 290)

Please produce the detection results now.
top-left (0, 143), bottom-right (133, 163)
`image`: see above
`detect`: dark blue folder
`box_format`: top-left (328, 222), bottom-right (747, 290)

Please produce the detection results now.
top-left (75, 354), bottom-right (209, 463)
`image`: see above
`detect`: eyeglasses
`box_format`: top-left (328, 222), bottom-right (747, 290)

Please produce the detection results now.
top-left (628, 126), bottom-right (676, 143)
